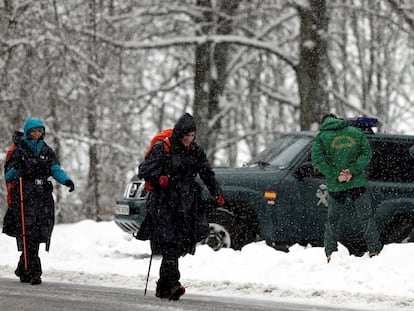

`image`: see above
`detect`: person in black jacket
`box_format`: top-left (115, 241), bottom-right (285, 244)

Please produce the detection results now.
top-left (137, 113), bottom-right (224, 300)
top-left (3, 118), bottom-right (75, 285)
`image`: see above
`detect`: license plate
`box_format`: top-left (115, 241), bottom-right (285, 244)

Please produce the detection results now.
top-left (115, 204), bottom-right (130, 215)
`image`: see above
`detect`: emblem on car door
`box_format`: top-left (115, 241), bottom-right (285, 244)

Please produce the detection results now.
top-left (316, 184), bottom-right (328, 207)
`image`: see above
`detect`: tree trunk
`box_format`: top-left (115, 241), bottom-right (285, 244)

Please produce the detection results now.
top-left (85, 0), bottom-right (100, 220)
top-left (296, 0), bottom-right (329, 130)
top-left (193, 0), bottom-right (240, 159)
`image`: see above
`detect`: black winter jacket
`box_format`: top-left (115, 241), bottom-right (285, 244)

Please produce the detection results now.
top-left (137, 114), bottom-right (222, 256)
top-left (3, 138), bottom-right (58, 251)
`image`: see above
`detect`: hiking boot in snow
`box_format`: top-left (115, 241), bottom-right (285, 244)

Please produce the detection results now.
top-left (19, 272), bottom-right (31, 283)
top-left (326, 255), bottom-right (331, 263)
top-left (369, 252), bottom-right (379, 258)
top-left (169, 285), bottom-right (185, 301)
top-left (15, 266), bottom-right (31, 283)
top-left (30, 276), bottom-right (42, 285)
top-left (15, 260), bottom-right (28, 281)
top-left (155, 283), bottom-right (170, 299)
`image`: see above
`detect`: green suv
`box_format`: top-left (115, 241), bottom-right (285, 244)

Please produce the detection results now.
top-left (115, 118), bottom-right (414, 255)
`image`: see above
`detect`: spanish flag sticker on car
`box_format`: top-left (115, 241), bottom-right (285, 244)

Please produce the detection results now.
top-left (264, 190), bottom-right (276, 201)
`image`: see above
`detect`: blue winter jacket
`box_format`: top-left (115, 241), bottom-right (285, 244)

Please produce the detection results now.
top-left (5, 118), bottom-right (70, 184)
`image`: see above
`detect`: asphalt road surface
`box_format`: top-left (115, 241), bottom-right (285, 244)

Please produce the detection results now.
top-left (0, 277), bottom-right (364, 311)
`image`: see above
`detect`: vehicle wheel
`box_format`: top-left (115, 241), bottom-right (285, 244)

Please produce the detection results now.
top-left (203, 201), bottom-right (260, 251)
top-left (204, 222), bottom-right (232, 251)
top-left (381, 215), bottom-right (414, 244)
top-left (201, 207), bottom-right (238, 250)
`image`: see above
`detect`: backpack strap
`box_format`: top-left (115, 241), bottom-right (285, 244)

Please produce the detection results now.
top-left (162, 137), bottom-right (171, 153)
top-left (143, 139), bottom-right (172, 192)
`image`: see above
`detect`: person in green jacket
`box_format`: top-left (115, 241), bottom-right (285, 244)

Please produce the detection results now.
top-left (311, 114), bottom-right (382, 263)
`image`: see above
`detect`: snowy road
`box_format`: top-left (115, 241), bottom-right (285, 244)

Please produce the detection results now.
top-left (2, 221), bottom-right (414, 310)
top-left (0, 277), bottom-right (366, 311)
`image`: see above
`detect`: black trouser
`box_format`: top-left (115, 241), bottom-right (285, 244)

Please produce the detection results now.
top-left (152, 242), bottom-right (181, 295)
top-left (325, 187), bottom-right (382, 256)
top-left (158, 255), bottom-right (180, 289)
top-left (16, 236), bottom-right (42, 279)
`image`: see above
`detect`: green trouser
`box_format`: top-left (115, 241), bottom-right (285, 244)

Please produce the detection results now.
top-left (324, 189), bottom-right (382, 256)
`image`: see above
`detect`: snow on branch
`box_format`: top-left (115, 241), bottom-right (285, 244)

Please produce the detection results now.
top-left (76, 27), bottom-right (298, 69)
top-left (0, 36), bottom-right (35, 49)
top-left (329, 88), bottom-right (384, 124)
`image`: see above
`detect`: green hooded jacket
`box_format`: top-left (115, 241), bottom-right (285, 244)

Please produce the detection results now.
top-left (311, 117), bottom-right (372, 193)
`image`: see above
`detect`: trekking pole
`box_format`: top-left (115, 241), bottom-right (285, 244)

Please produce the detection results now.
top-left (144, 252), bottom-right (153, 296)
top-left (19, 177), bottom-right (28, 271)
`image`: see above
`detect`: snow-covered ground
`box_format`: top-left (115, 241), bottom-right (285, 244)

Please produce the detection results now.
top-left (1, 220), bottom-right (413, 311)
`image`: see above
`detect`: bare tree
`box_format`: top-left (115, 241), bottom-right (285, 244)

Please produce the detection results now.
top-left (192, 0), bottom-right (241, 160)
top-left (386, 0), bottom-right (414, 30)
top-left (295, 0), bottom-right (329, 129)
top-left (326, 0), bottom-right (414, 131)
top-left (1, 0), bottom-right (414, 224)
top-left (84, 0), bottom-right (100, 219)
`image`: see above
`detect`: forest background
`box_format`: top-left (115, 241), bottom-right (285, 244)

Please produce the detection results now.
top-left (1, 0), bottom-right (413, 224)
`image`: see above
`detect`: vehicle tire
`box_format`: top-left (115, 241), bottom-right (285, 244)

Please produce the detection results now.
top-left (203, 201), bottom-right (260, 251)
top-left (201, 207), bottom-right (236, 250)
top-left (381, 215), bottom-right (414, 244)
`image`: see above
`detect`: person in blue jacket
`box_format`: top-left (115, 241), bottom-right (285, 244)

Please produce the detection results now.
top-left (3, 118), bottom-right (75, 285)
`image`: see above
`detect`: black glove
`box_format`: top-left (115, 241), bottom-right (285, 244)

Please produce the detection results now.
top-left (64, 180), bottom-right (75, 192)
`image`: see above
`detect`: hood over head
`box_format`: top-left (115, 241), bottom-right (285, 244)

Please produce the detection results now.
top-left (320, 116), bottom-right (348, 131)
top-left (23, 118), bottom-right (45, 140)
top-left (171, 113), bottom-right (196, 143)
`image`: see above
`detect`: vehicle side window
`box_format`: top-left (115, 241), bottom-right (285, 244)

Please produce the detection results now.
top-left (296, 153), bottom-right (325, 179)
top-left (368, 140), bottom-right (414, 183)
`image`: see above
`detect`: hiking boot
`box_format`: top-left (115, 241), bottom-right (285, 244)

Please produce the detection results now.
top-left (155, 288), bottom-right (170, 299)
top-left (15, 260), bottom-right (26, 278)
top-left (30, 276), bottom-right (42, 285)
top-left (326, 255), bottom-right (331, 263)
top-left (16, 268), bottom-right (31, 283)
top-left (155, 281), bottom-right (170, 299)
top-left (369, 252), bottom-right (379, 258)
top-left (169, 285), bottom-right (185, 301)
top-left (19, 273), bottom-right (32, 283)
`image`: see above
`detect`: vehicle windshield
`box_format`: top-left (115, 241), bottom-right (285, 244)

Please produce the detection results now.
top-left (246, 135), bottom-right (312, 168)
